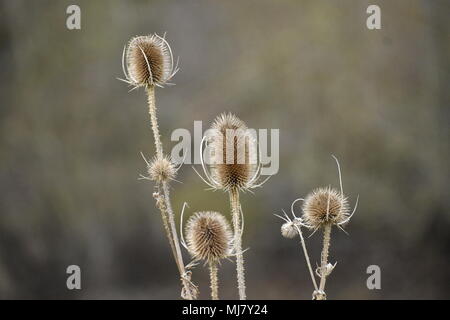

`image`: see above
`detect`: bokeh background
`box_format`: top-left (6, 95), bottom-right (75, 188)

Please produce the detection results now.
top-left (0, 0), bottom-right (449, 299)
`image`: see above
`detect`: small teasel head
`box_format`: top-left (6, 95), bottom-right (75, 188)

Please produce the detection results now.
top-left (275, 198), bottom-right (310, 239)
top-left (281, 217), bottom-right (304, 239)
top-left (120, 34), bottom-right (179, 88)
top-left (140, 153), bottom-right (177, 183)
top-left (301, 155), bottom-right (359, 230)
top-left (184, 211), bottom-right (233, 263)
top-left (195, 113), bottom-right (267, 192)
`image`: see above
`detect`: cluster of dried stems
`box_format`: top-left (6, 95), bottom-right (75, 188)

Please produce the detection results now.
top-left (119, 33), bottom-right (358, 300)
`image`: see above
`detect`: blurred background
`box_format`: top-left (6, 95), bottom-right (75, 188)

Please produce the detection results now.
top-left (0, 0), bottom-right (449, 299)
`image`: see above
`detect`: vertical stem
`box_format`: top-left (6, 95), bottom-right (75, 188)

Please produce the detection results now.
top-left (146, 86), bottom-right (194, 300)
top-left (293, 225), bottom-right (318, 292)
top-left (318, 223), bottom-right (332, 295)
top-left (147, 86), bottom-right (163, 158)
top-left (229, 188), bottom-right (246, 300)
top-left (209, 262), bottom-right (219, 300)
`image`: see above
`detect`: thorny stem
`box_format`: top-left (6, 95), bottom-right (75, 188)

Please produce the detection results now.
top-left (229, 188), bottom-right (246, 300)
top-left (146, 86), bottom-right (196, 300)
top-left (153, 185), bottom-right (177, 261)
top-left (147, 86), bottom-right (163, 158)
top-left (293, 225), bottom-right (318, 292)
top-left (209, 262), bottom-right (219, 300)
top-left (318, 223), bottom-right (332, 299)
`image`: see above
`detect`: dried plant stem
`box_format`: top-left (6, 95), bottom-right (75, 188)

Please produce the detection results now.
top-left (147, 86), bottom-right (163, 158)
top-left (146, 85), bottom-right (195, 300)
top-left (153, 185), bottom-right (177, 259)
top-left (209, 262), bottom-right (219, 300)
top-left (293, 225), bottom-right (318, 292)
top-left (318, 223), bottom-right (332, 298)
top-left (229, 188), bottom-right (246, 300)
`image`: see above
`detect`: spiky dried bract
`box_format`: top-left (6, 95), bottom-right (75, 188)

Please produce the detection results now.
top-left (148, 156), bottom-right (176, 183)
top-left (302, 187), bottom-right (350, 229)
top-left (124, 34), bottom-right (176, 87)
top-left (185, 211), bottom-right (232, 263)
top-left (208, 113), bottom-right (258, 191)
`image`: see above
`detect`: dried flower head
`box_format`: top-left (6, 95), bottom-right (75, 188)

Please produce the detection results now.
top-left (185, 211), bottom-right (233, 263)
top-left (121, 34), bottom-right (179, 88)
top-left (197, 113), bottom-right (261, 191)
top-left (302, 187), bottom-right (350, 229)
top-left (281, 217), bottom-right (303, 239)
top-left (300, 156), bottom-right (359, 230)
top-left (147, 156), bottom-right (177, 183)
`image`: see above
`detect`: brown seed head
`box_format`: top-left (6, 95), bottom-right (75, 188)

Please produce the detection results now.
top-left (207, 113), bottom-right (258, 191)
top-left (148, 156), bottom-right (176, 183)
top-left (185, 211), bottom-right (232, 263)
top-left (124, 34), bottom-right (177, 87)
top-left (302, 187), bottom-right (350, 229)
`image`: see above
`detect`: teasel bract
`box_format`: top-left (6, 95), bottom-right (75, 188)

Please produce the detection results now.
top-left (182, 211), bottom-right (233, 300)
top-left (119, 34), bottom-right (197, 300)
top-left (194, 113), bottom-right (270, 300)
top-left (275, 155), bottom-right (358, 300)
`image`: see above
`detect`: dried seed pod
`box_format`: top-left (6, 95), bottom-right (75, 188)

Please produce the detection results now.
top-left (123, 34), bottom-right (178, 87)
top-left (302, 187), bottom-right (350, 229)
top-left (185, 211), bottom-right (233, 263)
top-left (280, 218), bottom-right (303, 239)
top-left (207, 113), bottom-right (258, 191)
top-left (148, 156), bottom-right (176, 183)
top-left (281, 222), bottom-right (297, 239)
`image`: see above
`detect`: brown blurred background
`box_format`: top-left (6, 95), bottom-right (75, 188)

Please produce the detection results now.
top-left (0, 0), bottom-right (449, 299)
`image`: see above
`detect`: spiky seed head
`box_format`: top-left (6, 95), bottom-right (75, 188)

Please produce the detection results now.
top-left (124, 34), bottom-right (176, 87)
top-left (207, 113), bottom-right (258, 191)
top-left (280, 217), bottom-right (303, 239)
top-left (185, 211), bottom-right (232, 263)
top-left (148, 156), bottom-right (176, 183)
top-left (302, 187), bottom-right (350, 229)
top-left (281, 222), bottom-right (297, 239)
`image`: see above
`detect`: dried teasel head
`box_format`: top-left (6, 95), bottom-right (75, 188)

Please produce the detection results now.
top-left (146, 155), bottom-right (177, 183)
top-left (200, 113), bottom-right (260, 191)
top-left (184, 211), bottom-right (233, 263)
top-left (120, 34), bottom-right (179, 88)
top-left (275, 201), bottom-right (307, 239)
top-left (302, 187), bottom-right (350, 229)
top-left (301, 156), bottom-right (359, 230)
top-left (281, 217), bottom-right (303, 239)
top-left (285, 156), bottom-right (358, 231)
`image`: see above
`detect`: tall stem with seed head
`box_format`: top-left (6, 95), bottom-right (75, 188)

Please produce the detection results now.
top-left (146, 85), bottom-right (195, 300)
top-left (318, 223), bottom-right (332, 299)
top-left (209, 262), bottom-right (219, 300)
top-left (229, 187), bottom-right (246, 300)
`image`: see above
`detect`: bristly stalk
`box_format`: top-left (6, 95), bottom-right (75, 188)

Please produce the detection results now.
top-left (229, 187), bottom-right (246, 300)
top-left (317, 223), bottom-right (332, 299)
top-left (146, 85), bottom-right (196, 300)
top-left (147, 86), bottom-right (163, 158)
top-left (209, 262), bottom-right (219, 300)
